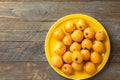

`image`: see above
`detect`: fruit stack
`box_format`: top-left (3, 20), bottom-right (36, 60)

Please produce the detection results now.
top-left (51, 19), bottom-right (106, 75)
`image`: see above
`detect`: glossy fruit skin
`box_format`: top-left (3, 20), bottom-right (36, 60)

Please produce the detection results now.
top-left (81, 39), bottom-right (92, 50)
top-left (95, 30), bottom-right (106, 41)
top-left (72, 62), bottom-right (83, 71)
top-left (76, 19), bottom-right (87, 30)
top-left (63, 51), bottom-right (73, 64)
top-left (51, 19), bottom-right (107, 75)
top-left (84, 62), bottom-right (96, 74)
top-left (84, 28), bottom-right (95, 39)
top-left (71, 30), bottom-right (84, 42)
top-left (90, 52), bottom-right (102, 64)
top-left (62, 64), bottom-right (73, 75)
top-left (81, 49), bottom-right (90, 61)
top-left (70, 42), bottom-right (81, 52)
top-left (51, 55), bottom-right (63, 68)
top-left (93, 41), bottom-right (105, 53)
top-left (63, 35), bottom-right (72, 46)
top-left (72, 51), bottom-right (83, 64)
top-left (64, 21), bottom-right (76, 33)
top-left (54, 41), bottom-right (66, 56)
top-left (53, 28), bottom-right (65, 41)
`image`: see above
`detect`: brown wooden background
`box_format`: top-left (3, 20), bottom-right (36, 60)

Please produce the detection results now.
top-left (0, 0), bottom-right (120, 80)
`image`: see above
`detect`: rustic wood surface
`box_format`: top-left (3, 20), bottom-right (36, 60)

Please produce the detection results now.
top-left (0, 0), bottom-right (120, 80)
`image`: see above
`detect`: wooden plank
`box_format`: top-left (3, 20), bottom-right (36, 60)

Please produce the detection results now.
top-left (109, 55), bottom-right (120, 63)
top-left (0, 1), bottom-right (119, 80)
top-left (0, 41), bottom-right (119, 61)
top-left (0, 30), bottom-right (47, 41)
top-left (0, 22), bottom-right (46, 41)
top-left (0, 21), bottom-right (119, 34)
top-left (0, 22), bottom-right (53, 41)
top-left (0, 42), bottom-right (45, 61)
top-left (89, 62), bottom-right (120, 80)
top-left (0, 61), bottom-right (66, 80)
top-left (0, 21), bottom-right (119, 41)
top-left (0, 0), bottom-right (120, 2)
top-left (102, 21), bottom-right (120, 36)
top-left (0, 22), bottom-right (53, 30)
top-left (0, 2), bottom-right (119, 21)
top-left (0, 62), bottom-right (119, 80)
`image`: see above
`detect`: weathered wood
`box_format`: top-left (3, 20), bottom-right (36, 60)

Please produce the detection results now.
top-left (0, 30), bottom-right (47, 41)
top-left (0, 21), bottom-right (119, 41)
top-left (0, 22), bottom-right (53, 41)
top-left (89, 62), bottom-right (120, 80)
top-left (0, 41), bottom-right (119, 61)
top-left (0, 62), bottom-right (119, 80)
top-left (0, 0), bottom-right (120, 2)
top-left (0, 22), bottom-right (53, 30)
top-left (0, 22), bottom-right (52, 41)
top-left (0, 0), bottom-right (119, 80)
top-left (0, 61), bottom-right (66, 80)
top-left (0, 2), bottom-right (120, 21)
top-left (0, 42), bottom-right (45, 61)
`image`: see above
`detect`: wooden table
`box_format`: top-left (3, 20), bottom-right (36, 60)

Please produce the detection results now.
top-left (0, 0), bottom-right (120, 80)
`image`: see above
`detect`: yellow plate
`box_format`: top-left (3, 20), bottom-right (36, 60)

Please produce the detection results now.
top-left (45, 14), bottom-right (110, 80)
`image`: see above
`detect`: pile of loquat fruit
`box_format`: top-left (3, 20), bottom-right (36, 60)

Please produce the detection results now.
top-left (51, 18), bottom-right (106, 75)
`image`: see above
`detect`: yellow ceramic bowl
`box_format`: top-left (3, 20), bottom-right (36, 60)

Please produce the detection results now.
top-left (45, 14), bottom-right (110, 80)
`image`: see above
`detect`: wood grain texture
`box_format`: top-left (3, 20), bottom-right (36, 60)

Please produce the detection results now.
top-left (0, 21), bottom-right (119, 41)
top-left (0, 42), bottom-right (45, 61)
top-left (0, 62), bottom-right (66, 80)
top-left (0, 62), bottom-right (119, 80)
top-left (0, 0), bottom-right (119, 80)
top-left (0, 22), bottom-right (119, 61)
top-left (0, 41), bottom-right (119, 61)
top-left (0, 2), bottom-right (120, 21)
top-left (0, 22), bottom-right (52, 41)
top-left (0, 0), bottom-right (120, 2)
